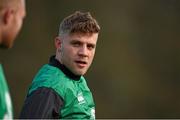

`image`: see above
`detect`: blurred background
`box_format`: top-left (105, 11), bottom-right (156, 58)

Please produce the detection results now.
top-left (0, 0), bottom-right (180, 118)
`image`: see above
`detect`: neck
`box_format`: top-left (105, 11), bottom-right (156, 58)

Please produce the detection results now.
top-left (55, 53), bottom-right (62, 64)
top-left (49, 55), bottom-right (81, 80)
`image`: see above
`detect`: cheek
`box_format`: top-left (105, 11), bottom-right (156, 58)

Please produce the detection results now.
top-left (90, 51), bottom-right (95, 59)
top-left (12, 17), bottom-right (22, 38)
top-left (15, 13), bottom-right (23, 30)
top-left (89, 51), bottom-right (95, 63)
top-left (65, 46), bottom-right (75, 56)
top-left (16, 18), bottom-right (23, 31)
top-left (62, 47), bottom-right (74, 61)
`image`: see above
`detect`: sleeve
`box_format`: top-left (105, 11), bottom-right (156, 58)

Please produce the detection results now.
top-left (19, 87), bottom-right (64, 119)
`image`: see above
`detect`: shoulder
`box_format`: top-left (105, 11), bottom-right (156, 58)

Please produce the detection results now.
top-left (32, 64), bottom-right (66, 84)
top-left (28, 64), bottom-right (71, 99)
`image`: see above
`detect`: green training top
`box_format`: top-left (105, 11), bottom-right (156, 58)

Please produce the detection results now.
top-left (0, 64), bottom-right (13, 119)
top-left (28, 64), bottom-right (95, 119)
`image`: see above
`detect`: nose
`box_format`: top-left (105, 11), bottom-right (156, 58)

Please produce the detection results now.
top-left (78, 45), bottom-right (88, 57)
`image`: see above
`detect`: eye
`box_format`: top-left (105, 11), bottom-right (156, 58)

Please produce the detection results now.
top-left (71, 41), bottom-right (81, 47)
top-left (87, 44), bottom-right (95, 50)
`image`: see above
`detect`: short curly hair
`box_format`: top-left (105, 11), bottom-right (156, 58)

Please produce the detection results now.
top-left (59, 11), bottom-right (100, 36)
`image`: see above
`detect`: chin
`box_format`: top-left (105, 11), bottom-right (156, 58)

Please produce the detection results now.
top-left (74, 71), bottom-right (85, 76)
top-left (73, 68), bottom-right (87, 76)
top-left (76, 73), bottom-right (83, 76)
top-left (79, 71), bottom-right (86, 76)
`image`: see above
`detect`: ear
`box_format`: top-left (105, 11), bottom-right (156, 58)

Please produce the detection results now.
top-left (2, 9), bottom-right (14, 25)
top-left (55, 36), bottom-right (62, 49)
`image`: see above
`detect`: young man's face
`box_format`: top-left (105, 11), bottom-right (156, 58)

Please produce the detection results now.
top-left (58, 33), bottom-right (98, 76)
top-left (1, 0), bottom-right (26, 48)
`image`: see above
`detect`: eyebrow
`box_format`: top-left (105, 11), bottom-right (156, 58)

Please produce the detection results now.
top-left (70, 39), bottom-right (96, 47)
top-left (70, 39), bottom-right (82, 44)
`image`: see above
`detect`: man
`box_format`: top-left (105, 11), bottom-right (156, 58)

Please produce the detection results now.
top-left (0, 0), bottom-right (26, 119)
top-left (20, 11), bottom-right (100, 119)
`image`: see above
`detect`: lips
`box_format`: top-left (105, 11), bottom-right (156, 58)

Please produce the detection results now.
top-left (75, 60), bottom-right (87, 67)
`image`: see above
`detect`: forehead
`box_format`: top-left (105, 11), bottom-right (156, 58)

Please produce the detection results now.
top-left (66, 33), bottom-right (98, 43)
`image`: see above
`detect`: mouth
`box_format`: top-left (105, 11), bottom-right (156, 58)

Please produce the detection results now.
top-left (75, 60), bottom-right (87, 67)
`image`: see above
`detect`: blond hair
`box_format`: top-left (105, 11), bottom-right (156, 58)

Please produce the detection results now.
top-left (59, 11), bottom-right (100, 36)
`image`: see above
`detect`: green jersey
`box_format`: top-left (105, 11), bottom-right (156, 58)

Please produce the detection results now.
top-left (20, 56), bottom-right (96, 119)
top-left (0, 64), bottom-right (13, 119)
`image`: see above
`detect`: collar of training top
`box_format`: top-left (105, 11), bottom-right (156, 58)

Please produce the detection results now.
top-left (49, 55), bottom-right (81, 80)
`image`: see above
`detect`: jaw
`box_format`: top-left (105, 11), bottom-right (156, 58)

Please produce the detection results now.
top-left (72, 63), bottom-right (89, 75)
